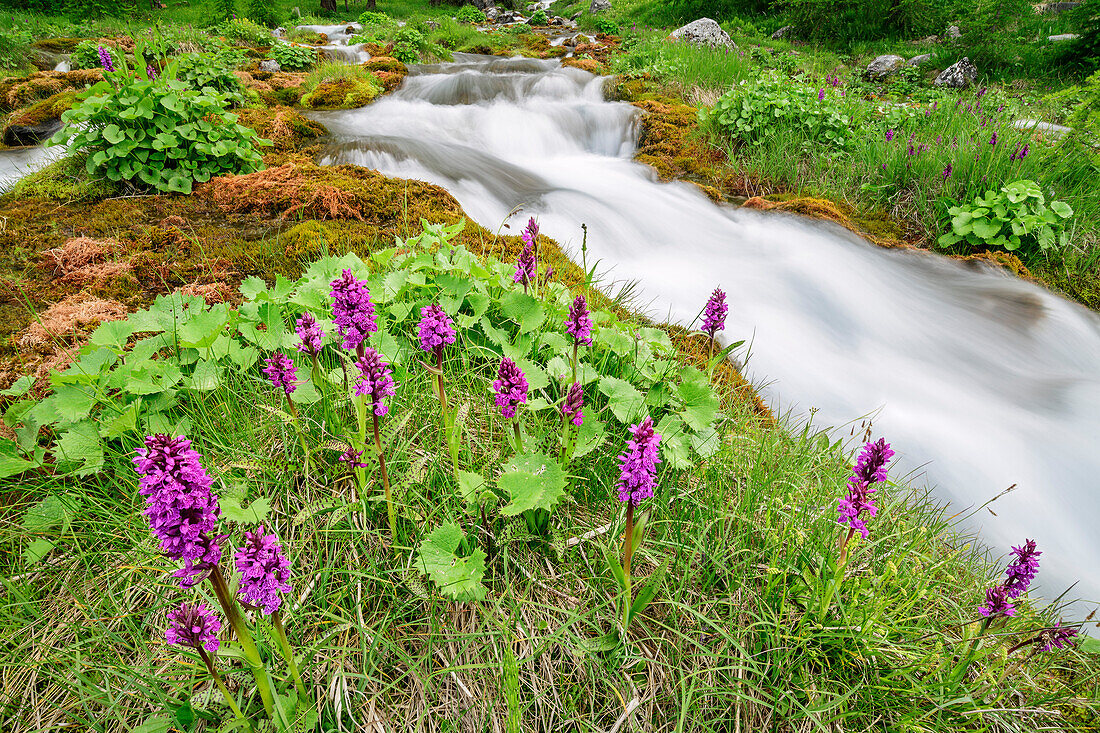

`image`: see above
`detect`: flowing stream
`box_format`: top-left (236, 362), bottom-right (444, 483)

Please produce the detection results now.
top-left (314, 54), bottom-right (1097, 615)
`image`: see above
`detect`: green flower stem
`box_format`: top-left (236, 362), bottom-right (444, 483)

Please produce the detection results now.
top-left (208, 566), bottom-right (274, 716)
top-left (819, 528), bottom-right (857, 620)
top-left (954, 617), bottom-right (993, 683)
top-left (285, 398), bottom-right (313, 475)
top-left (198, 647), bottom-right (248, 723)
top-left (621, 501), bottom-right (635, 631)
top-left (434, 350), bottom-right (461, 476)
top-left (571, 341), bottom-right (578, 384)
top-left (707, 336), bottom-right (715, 378)
top-left (512, 420), bottom-right (524, 455)
top-left (372, 412), bottom-right (397, 543)
top-left (271, 610), bottom-right (307, 700)
top-left (354, 395), bottom-right (368, 501)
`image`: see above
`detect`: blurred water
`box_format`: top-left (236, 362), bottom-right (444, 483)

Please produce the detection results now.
top-left (0, 144), bottom-right (63, 192)
top-left (311, 54), bottom-right (1100, 618)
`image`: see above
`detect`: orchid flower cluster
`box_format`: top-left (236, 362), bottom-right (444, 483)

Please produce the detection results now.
top-left (134, 434), bottom-right (302, 720)
top-left (512, 218), bottom-right (551, 295)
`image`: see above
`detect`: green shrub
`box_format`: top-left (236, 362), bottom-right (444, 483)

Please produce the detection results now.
top-left (70, 39), bottom-right (120, 70)
top-left (1056, 0), bottom-right (1100, 74)
top-left (50, 57), bottom-right (268, 195)
top-left (528, 8), bottom-right (548, 26)
top-left (244, 0), bottom-right (281, 27)
top-left (357, 10), bottom-right (395, 29)
top-left (217, 17), bottom-right (272, 46)
top-left (392, 26), bottom-right (425, 63)
top-left (269, 41), bottom-right (316, 70)
top-left (938, 180), bottom-right (1074, 253)
top-left (0, 29), bottom-right (31, 72)
top-left (174, 51), bottom-right (244, 97)
top-left (210, 0), bottom-right (235, 20)
top-left (704, 74), bottom-right (857, 149)
top-left (593, 17), bottom-right (619, 35)
top-left (455, 5), bottom-right (486, 24)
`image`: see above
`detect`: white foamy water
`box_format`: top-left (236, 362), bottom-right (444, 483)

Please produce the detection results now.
top-left (311, 54), bottom-right (1100, 617)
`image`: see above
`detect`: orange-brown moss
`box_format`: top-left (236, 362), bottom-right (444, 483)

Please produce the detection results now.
top-left (19, 293), bottom-right (128, 348)
top-left (0, 69), bottom-right (103, 111)
top-left (234, 106), bottom-right (327, 155)
top-left (363, 56), bottom-right (408, 75)
top-left (561, 58), bottom-right (602, 74)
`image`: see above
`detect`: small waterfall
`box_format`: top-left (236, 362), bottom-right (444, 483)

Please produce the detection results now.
top-left (311, 53), bottom-right (1100, 616)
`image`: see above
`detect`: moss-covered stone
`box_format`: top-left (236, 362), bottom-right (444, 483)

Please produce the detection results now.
top-left (0, 69), bottom-right (103, 111)
top-left (3, 154), bottom-right (117, 203)
top-left (300, 77), bottom-right (381, 110)
top-left (363, 56), bottom-right (408, 75)
top-left (561, 57), bottom-right (601, 74)
top-left (30, 38), bottom-right (82, 54)
top-left (235, 106), bottom-right (327, 155)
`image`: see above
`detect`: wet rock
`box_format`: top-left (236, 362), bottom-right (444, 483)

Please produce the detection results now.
top-left (30, 49), bottom-right (66, 72)
top-left (907, 53), bottom-right (932, 66)
top-left (934, 57), bottom-right (977, 88)
top-left (1048, 33), bottom-right (1079, 42)
top-left (424, 20), bottom-right (439, 30)
top-left (274, 26), bottom-right (287, 37)
top-left (866, 54), bottom-right (905, 79)
top-left (485, 7), bottom-right (499, 21)
top-left (669, 18), bottom-right (736, 50)
top-left (259, 59), bottom-right (281, 73)
top-left (771, 25), bottom-right (793, 40)
top-left (590, 0), bottom-right (611, 12)
top-left (3, 118), bottom-right (61, 146)
top-left (1013, 119), bottom-right (1072, 136)
top-left (571, 11), bottom-right (581, 20)
top-left (945, 24), bottom-right (961, 39)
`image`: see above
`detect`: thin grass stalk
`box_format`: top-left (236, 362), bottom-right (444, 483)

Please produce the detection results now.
top-left (197, 647), bottom-right (248, 722)
top-left (271, 610), bottom-right (307, 700)
top-left (372, 412), bottom-right (396, 542)
top-left (208, 566), bottom-right (275, 715)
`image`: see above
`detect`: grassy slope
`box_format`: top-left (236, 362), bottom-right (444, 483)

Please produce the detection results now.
top-left (0, 2), bottom-right (1097, 731)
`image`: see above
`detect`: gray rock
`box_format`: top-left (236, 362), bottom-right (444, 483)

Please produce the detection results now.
top-left (669, 18), bottom-right (736, 49)
top-left (291, 6), bottom-right (301, 18)
top-left (945, 24), bottom-right (961, 39)
top-left (424, 20), bottom-right (439, 29)
top-left (1048, 33), bottom-right (1080, 42)
top-left (485, 7), bottom-right (500, 22)
top-left (1043, 1), bottom-right (1082, 13)
top-left (907, 53), bottom-right (932, 66)
top-left (771, 25), bottom-right (793, 40)
top-left (866, 54), bottom-right (905, 79)
top-left (273, 26), bottom-right (287, 37)
top-left (590, 0), bottom-right (610, 12)
top-left (1013, 119), bottom-right (1072, 136)
top-left (571, 11), bottom-right (581, 20)
top-left (3, 118), bottom-right (62, 147)
top-left (259, 59), bottom-right (281, 73)
top-left (934, 57), bottom-right (977, 88)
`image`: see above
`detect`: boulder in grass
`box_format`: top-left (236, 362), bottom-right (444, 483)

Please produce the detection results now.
top-left (1048, 33), bottom-right (1080, 42)
top-left (934, 57), bottom-right (977, 88)
top-left (945, 25), bottom-right (961, 39)
top-left (771, 25), bottom-right (793, 40)
top-left (669, 18), bottom-right (736, 50)
top-left (259, 59), bottom-right (281, 73)
top-left (907, 53), bottom-right (932, 66)
top-left (866, 54), bottom-right (905, 80)
top-left (590, 0), bottom-right (610, 12)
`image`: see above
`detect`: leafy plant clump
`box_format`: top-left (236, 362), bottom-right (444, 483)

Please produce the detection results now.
top-left (592, 17), bottom-right (619, 36)
top-left (70, 39), bottom-right (119, 70)
top-left (217, 17), bottom-right (273, 46)
top-left (357, 10), bottom-right (396, 29)
top-left (939, 180), bottom-right (1074, 253)
top-left (391, 26), bottom-right (426, 64)
top-left (527, 8), bottom-right (549, 27)
top-left (268, 41), bottom-right (316, 71)
top-left (705, 73), bottom-right (857, 150)
top-left (174, 50), bottom-right (245, 98)
top-left (455, 4), bottom-right (486, 24)
top-left (51, 56), bottom-right (268, 195)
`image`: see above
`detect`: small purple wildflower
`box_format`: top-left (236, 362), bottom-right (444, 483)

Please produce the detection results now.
top-left (561, 382), bottom-right (584, 426)
top-left (97, 45), bottom-right (114, 72)
top-left (513, 242), bottom-right (536, 288)
top-left (133, 434), bottom-right (222, 567)
top-left (1018, 143), bottom-right (1029, 160)
top-left (702, 287), bottom-right (727, 339)
top-left (492, 357), bottom-right (528, 419)
top-left (295, 312), bottom-right (324, 356)
top-left (1039, 623), bottom-right (1079, 652)
top-left (263, 352), bottom-right (298, 396)
top-left (329, 269), bottom-right (377, 351)
top-left (339, 447), bottom-right (367, 468)
top-left (565, 295), bottom-right (592, 346)
top-left (837, 438), bottom-right (894, 539)
top-left (417, 304), bottom-right (456, 357)
top-left (1003, 539), bottom-right (1040, 599)
top-left (353, 347), bottom-right (396, 417)
top-left (989, 132), bottom-right (998, 146)
top-left (522, 217), bottom-right (539, 248)
top-left (616, 416), bottom-right (661, 506)
top-left (979, 584), bottom-right (1016, 617)
top-left (942, 163), bottom-right (953, 181)
top-left (818, 87), bottom-right (825, 101)
top-left (146, 64), bottom-right (158, 80)
top-left (234, 526), bottom-right (293, 615)
top-left (166, 602), bottom-right (221, 652)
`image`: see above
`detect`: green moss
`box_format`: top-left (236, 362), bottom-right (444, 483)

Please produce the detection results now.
top-left (30, 38), bottom-right (82, 54)
top-left (6, 90), bottom-right (77, 128)
top-left (300, 77), bottom-right (381, 110)
top-left (363, 56), bottom-right (408, 75)
top-left (3, 154), bottom-right (116, 203)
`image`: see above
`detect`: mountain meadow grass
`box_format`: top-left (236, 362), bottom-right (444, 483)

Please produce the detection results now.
top-left (0, 220), bottom-right (1096, 732)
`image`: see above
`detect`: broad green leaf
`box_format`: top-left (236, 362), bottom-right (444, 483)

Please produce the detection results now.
top-left (177, 304), bottom-right (229, 349)
top-left (239, 302), bottom-right (287, 350)
top-left (56, 421), bottom-right (104, 475)
top-left (596, 327), bottom-right (633, 356)
top-left (22, 493), bottom-right (77, 533)
top-left (573, 418), bottom-right (605, 459)
top-left (656, 415), bottom-right (692, 470)
top-left (457, 470), bottom-right (493, 512)
top-left (127, 360), bottom-right (184, 396)
top-left (47, 385), bottom-right (98, 425)
top-left (100, 401), bottom-right (139, 439)
top-left (290, 379), bottom-right (321, 406)
top-left (1049, 200), bottom-right (1073, 218)
top-left (690, 425), bottom-right (722, 459)
top-left (0, 375), bottom-right (34, 398)
top-left (415, 522), bottom-right (487, 601)
top-left (188, 360), bottom-right (222, 391)
top-left (220, 496), bottom-right (272, 524)
top-left (971, 218), bottom-right (1002, 240)
top-left (24, 537), bottom-right (56, 565)
top-left (513, 359), bottom-right (549, 391)
top-left (499, 452), bottom-right (567, 515)
top-left (500, 291), bottom-right (546, 332)
top-left (677, 368), bottom-right (719, 432)
top-left (227, 340), bottom-right (260, 370)
top-left (131, 717), bottom-right (175, 733)
top-left (598, 376), bottom-right (646, 425)
top-left (0, 439), bottom-right (38, 479)
top-left (89, 320), bottom-right (136, 351)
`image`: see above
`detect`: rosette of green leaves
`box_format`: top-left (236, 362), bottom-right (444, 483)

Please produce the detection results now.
top-left (51, 63), bottom-right (268, 194)
top-left (269, 42), bottom-right (317, 71)
top-left (938, 180), bottom-right (1074, 253)
top-left (174, 51), bottom-right (245, 99)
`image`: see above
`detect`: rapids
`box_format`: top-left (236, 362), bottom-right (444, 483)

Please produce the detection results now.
top-left (310, 54), bottom-right (1100, 615)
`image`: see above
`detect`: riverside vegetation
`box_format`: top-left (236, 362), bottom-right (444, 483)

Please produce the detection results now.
top-left (0, 0), bottom-right (1099, 731)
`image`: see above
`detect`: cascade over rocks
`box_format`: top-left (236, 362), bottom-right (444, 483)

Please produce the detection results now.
top-left (935, 57), bottom-right (978, 88)
top-left (866, 54), bottom-right (905, 79)
top-left (669, 18), bottom-right (736, 50)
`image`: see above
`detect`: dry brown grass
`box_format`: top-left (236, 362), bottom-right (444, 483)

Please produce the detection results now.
top-left (19, 294), bottom-right (128, 348)
top-left (207, 164), bottom-right (367, 221)
top-left (40, 236), bottom-right (120, 275)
